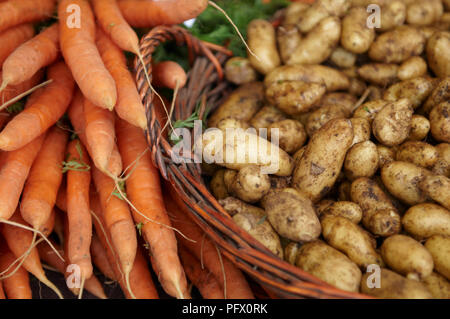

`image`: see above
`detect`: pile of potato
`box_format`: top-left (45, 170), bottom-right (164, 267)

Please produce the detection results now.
top-left (202, 0), bottom-right (450, 299)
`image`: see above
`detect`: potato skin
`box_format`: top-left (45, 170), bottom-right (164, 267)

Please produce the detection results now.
top-left (210, 169), bottom-right (230, 200)
top-left (427, 31), bottom-right (450, 78)
top-left (403, 203), bottom-right (450, 240)
top-left (361, 268), bottom-right (433, 299)
top-left (377, 145), bottom-right (396, 168)
top-left (381, 234), bottom-right (434, 281)
top-left (358, 63), bottom-right (399, 86)
top-left (247, 19), bottom-right (281, 75)
top-left (320, 201), bottom-right (363, 224)
top-left (224, 57), bottom-right (258, 85)
top-left (250, 106), bottom-right (287, 130)
top-left (350, 118), bottom-right (371, 146)
top-left (379, 1), bottom-right (406, 32)
top-left (295, 241), bottom-right (362, 293)
top-left (344, 141), bottom-right (379, 181)
top-left (306, 105), bottom-right (348, 137)
top-left (268, 119), bottom-right (307, 154)
top-left (208, 82), bottom-right (264, 128)
top-left (432, 143), bottom-right (450, 177)
top-left (293, 119), bottom-right (354, 203)
top-left (423, 78), bottom-right (450, 115)
top-left (425, 235), bottom-right (450, 280)
top-left (330, 47), bottom-right (357, 69)
top-left (353, 100), bottom-right (389, 123)
top-left (408, 115), bottom-right (431, 141)
top-left (277, 24), bottom-right (301, 64)
top-left (262, 188), bottom-right (321, 242)
top-left (407, 0), bottom-right (443, 26)
top-left (430, 101), bottom-right (450, 143)
top-left (216, 118), bottom-right (250, 132)
top-left (383, 77), bottom-right (435, 110)
top-left (372, 99), bottom-right (414, 147)
top-left (419, 174), bottom-right (450, 210)
top-left (283, 2), bottom-right (309, 26)
top-left (341, 7), bottom-right (375, 54)
top-left (284, 242), bottom-right (301, 265)
top-left (398, 56), bottom-right (428, 81)
top-left (230, 165), bottom-right (271, 203)
top-left (320, 93), bottom-right (357, 115)
top-left (396, 141), bottom-right (438, 168)
top-left (422, 272), bottom-right (450, 299)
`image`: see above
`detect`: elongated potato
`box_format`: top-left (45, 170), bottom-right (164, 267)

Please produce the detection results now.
top-left (353, 100), bottom-right (389, 123)
top-left (422, 272), bottom-right (450, 299)
top-left (430, 101), bottom-right (450, 143)
top-left (277, 24), bottom-right (301, 64)
top-left (321, 216), bottom-right (383, 268)
top-left (293, 119), bottom-right (354, 203)
top-left (320, 201), bottom-right (363, 224)
top-left (407, 0), bottom-right (443, 26)
top-left (224, 57), bottom-right (258, 85)
top-left (297, 0), bottom-right (350, 33)
top-left (268, 119), bottom-right (307, 154)
top-left (215, 118), bottom-right (250, 132)
top-left (383, 77), bottom-right (435, 109)
top-left (247, 19), bottom-right (280, 75)
top-left (427, 31), bottom-right (450, 78)
top-left (229, 165), bottom-right (271, 203)
top-left (284, 242), bottom-right (301, 265)
top-left (398, 56), bottom-right (428, 81)
top-left (423, 78), bottom-right (450, 114)
top-left (283, 2), bottom-right (309, 26)
top-left (379, 1), bottom-right (407, 32)
top-left (377, 145), bottom-right (397, 167)
top-left (320, 93), bottom-right (357, 115)
top-left (296, 241), bottom-right (362, 293)
top-left (330, 47), bottom-right (357, 69)
top-left (361, 268), bottom-right (433, 299)
top-left (432, 143), bottom-right (450, 177)
top-left (381, 234), bottom-right (434, 280)
top-left (408, 115), bottom-right (431, 141)
top-left (262, 188), bottom-right (321, 242)
top-left (210, 169), bottom-right (230, 200)
top-left (396, 141), bottom-right (438, 168)
top-left (223, 169), bottom-right (237, 193)
top-left (358, 63), bottom-right (399, 86)
top-left (425, 235), bottom-right (450, 280)
top-left (403, 203), bottom-right (450, 239)
top-left (306, 105), bottom-right (348, 137)
top-left (344, 141), bottom-right (379, 181)
top-left (250, 106), bottom-right (287, 130)
top-left (381, 161), bottom-right (431, 205)
top-left (341, 7), bottom-right (375, 54)
top-left (350, 118), bottom-right (371, 146)
top-left (208, 82), bottom-right (264, 128)
top-left (419, 174), bottom-right (450, 210)
top-left (372, 99), bottom-right (414, 147)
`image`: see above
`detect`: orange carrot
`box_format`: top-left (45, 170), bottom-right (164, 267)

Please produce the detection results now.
top-left (1, 23), bottom-right (59, 89)
top-left (65, 140), bottom-right (93, 281)
top-left (52, 207), bottom-right (65, 245)
top-left (116, 117), bottom-right (188, 299)
top-left (152, 61), bottom-right (187, 90)
top-left (0, 282), bottom-right (4, 299)
top-left (20, 126), bottom-right (68, 232)
top-left (0, 0), bottom-right (56, 33)
top-left (0, 241), bottom-right (32, 299)
top-left (0, 69), bottom-right (43, 105)
top-left (179, 245), bottom-right (224, 299)
top-left (90, 233), bottom-right (117, 281)
top-left (0, 134), bottom-right (45, 221)
top-left (166, 189), bottom-right (255, 299)
top-left (84, 97), bottom-right (116, 174)
top-left (96, 28), bottom-right (146, 130)
top-left (91, 168), bottom-right (137, 297)
top-left (0, 61), bottom-right (74, 151)
top-left (0, 24), bottom-right (34, 68)
top-left (92, 0), bottom-right (140, 54)
top-left (118, 0), bottom-right (208, 28)
top-left (0, 112), bottom-right (10, 130)
top-left (1, 210), bottom-right (63, 298)
top-left (58, 0), bottom-right (117, 110)
top-left (55, 183), bottom-right (67, 213)
top-left (40, 209), bottom-right (55, 238)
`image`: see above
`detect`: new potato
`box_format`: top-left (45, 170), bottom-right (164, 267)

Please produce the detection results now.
top-left (403, 203), bottom-right (450, 239)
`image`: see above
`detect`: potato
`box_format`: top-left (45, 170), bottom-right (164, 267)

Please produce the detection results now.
top-left (199, 128), bottom-right (294, 176)
top-left (396, 141), bottom-right (438, 168)
top-left (425, 235), bottom-right (450, 280)
top-left (377, 145), bottom-right (397, 167)
top-left (423, 78), bottom-right (450, 114)
top-left (363, 208), bottom-right (402, 237)
top-left (284, 242), bottom-right (301, 265)
top-left (348, 77), bottom-right (368, 97)
top-left (247, 19), bottom-right (281, 75)
top-left (277, 24), bottom-right (301, 64)
top-left (208, 82), bottom-right (264, 127)
top-left (305, 105), bottom-right (348, 137)
top-left (219, 196), bottom-right (260, 216)
top-left (295, 241), bottom-right (362, 293)
top-left (419, 174), bottom-right (450, 210)
top-left (321, 93), bottom-right (358, 115)
top-left (283, 2), bottom-right (309, 26)
top-left (330, 47), bottom-right (357, 69)
top-left (265, 64), bottom-right (350, 92)
top-left (315, 199), bottom-right (335, 217)
top-left (361, 268), bottom-right (433, 299)
top-left (223, 169), bottom-right (237, 193)
top-left (407, 0), bottom-right (443, 26)
top-left (210, 169), bottom-right (230, 200)
top-left (383, 77), bottom-right (435, 109)
top-left (373, 99), bottom-right (414, 147)
top-left (432, 143), bottom-right (450, 177)
top-left (292, 147), bottom-right (306, 166)
top-left (297, 0), bottom-right (350, 33)
top-left (381, 161), bottom-right (431, 205)
top-left (408, 115), bottom-right (431, 141)
top-left (353, 99), bottom-right (389, 123)
top-left (224, 57), bottom-right (258, 86)
top-left (321, 216), bottom-right (383, 268)
top-left (403, 203), bottom-right (450, 240)
top-left (422, 272), bottom-right (450, 299)
top-left (344, 141), bottom-right (379, 181)
top-left (350, 118), bottom-right (371, 146)
top-left (444, 0), bottom-right (450, 11)
top-left (320, 201), bottom-right (363, 224)
top-left (358, 63), bottom-right (399, 86)
top-left (293, 119), bottom-right (354, 203)
top-left (398, 56), bottom-right (428, 81)
top-left (430, 101), bottom-right (450, 143)
top-left (338, 181), bottom-right (352, 202)
top-left (262, 188), bottom-right (321, 242)
top-left (229, 165), bottom-right (270, 203)
top-left (216, 118), bottom-right (250, 132)
top-left (250, 106), bottom-right (287, 130)
top-left (201, 162), bottom-right (219, 177)
top-left (287, 17), bottom-right (341, 65)
top-left (379, 1), bottom-right (407, 32)
top-left (381, 234), bottom-right (434, 280)
top-left (269, 175), bottom-right (291, 190)
top-left (369, 26), bottom-right (425, 63)
top-left (427, 31), bottom-right (450, 78)
top-left (268, 119), bottom-right (307, 154)
top-left (341, 7), bottom-right (375, 54)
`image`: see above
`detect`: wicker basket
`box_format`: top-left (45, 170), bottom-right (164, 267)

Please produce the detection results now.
top-left (135, 25), bottom-right (370, 299)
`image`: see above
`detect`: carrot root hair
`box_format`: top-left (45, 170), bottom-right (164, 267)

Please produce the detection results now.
top-left (0, 79), bottom-right (53, 112)
top-left (124, 270), bottom-right (136, 299)
top-left (78, 276), bottom-right (86, 299)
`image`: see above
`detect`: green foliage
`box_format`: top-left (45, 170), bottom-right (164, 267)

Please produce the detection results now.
top-left (62, 140), bottom-right (91, 173)
top-left (5, 102), bottom-right (24, 114)
top-left (112, 180), bottom-right (127, 201)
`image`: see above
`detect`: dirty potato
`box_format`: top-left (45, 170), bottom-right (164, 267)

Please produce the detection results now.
top-left (268, 119), bottom-right (307, 154)
top-left (425, 235), bottom-right (450, 280)
top-left (427, 31), bottom-right (450, 78)
top-left (344, 141), bottom-right (379, 181)
top-left (250, 105), bottom-right (287, 130)
top-left (229, 165), bottom-right (271, 203)
top-left (224, 57), bottom-right (258, 85)
top-left (283, 2), bottom-right (309, 25)
top-left (383, 77), bottom-right (435, 109)
top-left (358, 63), bottom-right (399, 86)
top-left (403, 203), bottom-right (450, 239)
top-left (353, 99), bottom-right (389, 123)
top-left (430, 101), bottom-right (450, 143)
top-left (350, 118), bottom-right (371, 146)
top-left (277, 24), bottom-right (301, 64)
top-left (216, 118), bottom-right (250, 132)
top-left (320, 201), bottom-right (363, 224)
top-left (320, 93), bottom-right (358, 115)
top-left (422, 272), bottom-right (450, 299)
top-left (432, 143), bottom-right (450, 177)
top-left (379, 1), bottom-right (407, 32)
top-left (297, 0), bottom-right (350, 33)
top-left (210, 169), bottom-right (230, 200)
top-left (305, 105), bottom-right (348, 137)
top-left (407, 0), bottom-right (444, 26)
top-left (423, 78), bottom-right (450, 115)
top-left (284, 242), bottom-right (301, 265)
top-left (341, 7), bottom-right (375, 54)
top-left (396, 141), bottom-right (439, 168)
top-left (398, 56), bottom-right (428, 81)
top-left (408, 115), bottom-right (431, 141)
top-left (419, 174), bottom-right (450, 210)
top-left (330, 47), bottom-right (357, 69)
top-left (377, 145), bottom-right (397, 167)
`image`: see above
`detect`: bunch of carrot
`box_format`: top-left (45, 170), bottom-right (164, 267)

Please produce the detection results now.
top-left (0, 0), bottom-right (255, 300)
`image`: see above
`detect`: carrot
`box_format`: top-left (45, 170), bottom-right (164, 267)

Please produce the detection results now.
top-left (0, 133), bottom-right (45, 221)
top-left (65, 139), bottom-right (93, 282)
top-left (152, 61), bottom-right (187, 90)
top-left (1, 210), bottom-right (63, 298)
top-left (0, 0), bottom-right (56, 33)
top-left (58, 0), bottom-right (117, 110)
top-left (55, 183), bottom-right (67, 213)
top-left (1, 24), bottom-right (59, 90)
top-left (0, 61), bottom-right (74, 152)
top-left (90, 193), bottom-right (158, 299)
top-left (0, 24), bottom-right (34, 68)
top-left (91, 168), bottom-right (137, 297)
top-left (96, 28), bottom-right (146, 130)
top-left (0, 112), bottom-right (10, 130)
top-left (40, 209), bottom-right (55, 238)
top-left (0, 70), bottom-right (43, 105)
top-left (165, 188), bottom-right (255, 299)
top-left (0, 282), bottom-right (4, 299)
top-left (116, 118), bottom-right (189, 299)
top-left (68, 89), bottom-right (123, 177)
top-left (0, 241), bottom-right (32, 299)
top-left (179, 245), bottom-right (224, 299)
top-left (52, 208), bottom-right (65, 245)
top-left (20, 126), bottom-right (68, 233)
top-left (90, 233), bottom-right (117, 281)
top-left (84, 97), bottom-right (116, 174)
top-left (38, 239), bottom-right (107, 299)
top-left (118, 0), bottom-right (208, 28)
